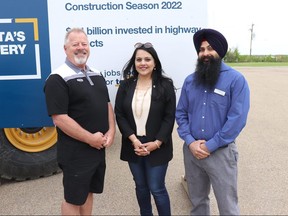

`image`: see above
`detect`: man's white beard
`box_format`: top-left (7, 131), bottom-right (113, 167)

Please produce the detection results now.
top-left (74, 56), bottom-right (87, 65)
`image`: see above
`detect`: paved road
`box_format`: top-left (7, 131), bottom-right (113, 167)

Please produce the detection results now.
top-left (1, 67), bottom-right (288, 215)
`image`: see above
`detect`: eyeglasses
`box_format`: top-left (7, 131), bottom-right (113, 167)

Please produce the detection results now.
top-left (134, 42), bottom-right (153, 49)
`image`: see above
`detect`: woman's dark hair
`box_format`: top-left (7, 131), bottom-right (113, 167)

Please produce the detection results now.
top-left (122, 44), bottom-right (175, 100)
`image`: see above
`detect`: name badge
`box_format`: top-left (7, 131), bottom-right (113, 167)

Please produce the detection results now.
top-left (214, 88), bottom-right (225, 96)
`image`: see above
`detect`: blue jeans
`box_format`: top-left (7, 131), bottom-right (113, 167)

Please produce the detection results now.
top-left (128, 159), bottom-right (171, 216)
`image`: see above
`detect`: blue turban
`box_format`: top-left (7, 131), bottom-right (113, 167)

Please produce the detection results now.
top-left (193, 28), bottom-right (228, 59)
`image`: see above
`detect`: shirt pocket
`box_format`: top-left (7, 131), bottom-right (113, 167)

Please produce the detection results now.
top-left (210, 92), bottom-right (229, 108)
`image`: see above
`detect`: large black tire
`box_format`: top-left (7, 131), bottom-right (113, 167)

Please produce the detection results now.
top-left (0, 128), bottom-right (60, 181)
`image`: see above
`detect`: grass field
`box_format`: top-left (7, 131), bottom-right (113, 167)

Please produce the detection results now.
top-left (227, 62), bottom-right (288, 67)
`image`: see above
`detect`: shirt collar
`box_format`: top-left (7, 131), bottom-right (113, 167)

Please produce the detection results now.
top-left (220, 61), bottom-right (230, 73)
top-left (65, 58), bottom-right (93, 73)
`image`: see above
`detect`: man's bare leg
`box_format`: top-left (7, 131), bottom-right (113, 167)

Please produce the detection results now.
top-left (61, 193), bottom-right (93, 215)
top-left (80, 193), bottom-right (93, 215)
top-left (61, 200), bottom-right (80, 215)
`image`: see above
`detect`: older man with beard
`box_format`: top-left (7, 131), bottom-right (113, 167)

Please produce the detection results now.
top-left (176, 28), bottom-right (250, 215)
top-left (44, 28), bottom-right (115, 215)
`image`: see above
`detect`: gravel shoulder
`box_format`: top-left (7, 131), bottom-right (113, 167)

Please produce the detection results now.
top-left (1, 67), bottom-right (288, 215)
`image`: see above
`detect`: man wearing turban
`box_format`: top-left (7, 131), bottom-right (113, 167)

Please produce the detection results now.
top-left (176, 28), bottom-right (250, 215)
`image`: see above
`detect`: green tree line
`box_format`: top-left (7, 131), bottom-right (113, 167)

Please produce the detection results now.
top-left (224, 48), bottom-right (288, 63)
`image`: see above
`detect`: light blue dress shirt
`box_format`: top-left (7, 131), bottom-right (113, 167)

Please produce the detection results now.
top-left (176, 62), bottom-right (250, 152)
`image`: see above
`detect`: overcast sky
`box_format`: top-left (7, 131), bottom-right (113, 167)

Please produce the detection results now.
top-left (207, 0), bottom-right (287, 55)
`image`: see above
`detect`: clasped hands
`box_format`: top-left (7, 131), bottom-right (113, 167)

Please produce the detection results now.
top-left (189, 140), bottom-right (210, 160)
top-left (89, 131), bottom-right (113, 150)
top-left (133, 140), bottom-right (158, 157)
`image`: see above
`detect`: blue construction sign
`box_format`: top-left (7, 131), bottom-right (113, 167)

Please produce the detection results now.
top-left (0, 0), bottom-right (52, 127)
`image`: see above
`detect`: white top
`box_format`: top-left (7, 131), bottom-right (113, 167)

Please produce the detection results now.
top-left (132, 87), bottom-right (152, 136)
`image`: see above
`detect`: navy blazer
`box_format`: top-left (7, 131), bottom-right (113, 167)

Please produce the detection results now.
top-left (115, 78), bottom-right (176, 166)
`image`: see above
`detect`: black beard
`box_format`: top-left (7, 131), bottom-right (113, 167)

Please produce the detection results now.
top-left (194, 56), bottom-right (222, 89)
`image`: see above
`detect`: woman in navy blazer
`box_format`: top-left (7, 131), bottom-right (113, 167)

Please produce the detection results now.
top-left (115, 42), bottom-right (176, 216)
